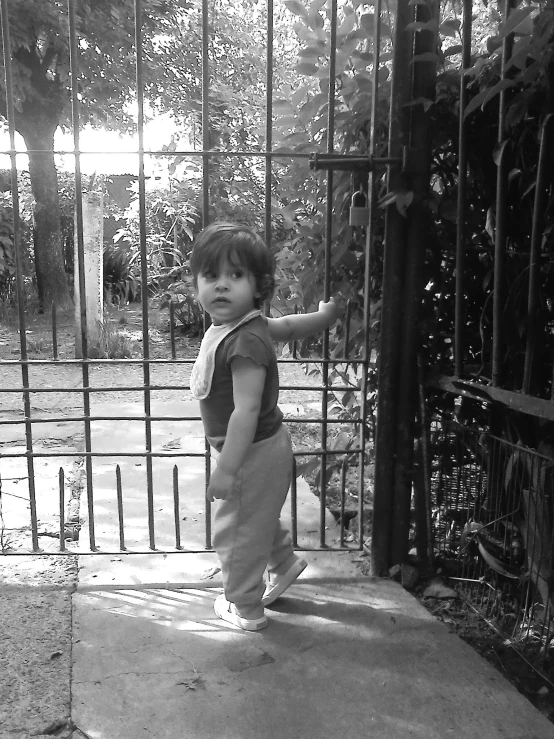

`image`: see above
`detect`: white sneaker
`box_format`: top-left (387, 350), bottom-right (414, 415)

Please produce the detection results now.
top-left (214, 594), bottom-right (267, 631)
top-left (262, 559), bottom-right (307, 606)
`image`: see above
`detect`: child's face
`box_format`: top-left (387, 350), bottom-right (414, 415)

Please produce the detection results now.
top-left (196, 256), bottom-right (259, 325)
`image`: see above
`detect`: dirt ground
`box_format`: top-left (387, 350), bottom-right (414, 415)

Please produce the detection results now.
top-left (1, 302), bottom-right (554, 731)
top-left (0, 556), bottom-right (77, 739)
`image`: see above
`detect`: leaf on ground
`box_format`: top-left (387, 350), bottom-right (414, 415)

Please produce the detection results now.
top-left (177, 672), bottom-right (204, 690)
top-left (162, 438), bottom-right (182, 450)
top-left (200, 566), bottom-right (221, 580)
top-left (423, 578), bottom-right (457, 599)
top-left (225, 650), bottom-right (276, 672)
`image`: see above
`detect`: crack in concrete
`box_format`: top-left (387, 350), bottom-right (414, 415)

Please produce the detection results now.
top-left (74, 669), bottom-right (198, 683)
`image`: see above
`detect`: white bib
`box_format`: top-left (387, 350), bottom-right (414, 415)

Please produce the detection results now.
top-left (190, 310), bottom-right (262, 400)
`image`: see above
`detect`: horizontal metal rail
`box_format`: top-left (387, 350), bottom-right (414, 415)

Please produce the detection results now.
top-left (0, 447), bottom-right (362, 460)
top-left (0, 148), bottom-right (316, 158)
top-left (0, 415), bottom-right (359, 426)
top-left (0, 384), bottom-right (357, 395)
top-left (0, 358), bottom-right (368, 366)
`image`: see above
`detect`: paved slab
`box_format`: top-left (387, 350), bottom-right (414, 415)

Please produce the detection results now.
top-left (72, 551), bottom-right (554, 739)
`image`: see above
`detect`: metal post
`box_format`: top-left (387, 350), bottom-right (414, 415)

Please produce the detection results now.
top-left (391, 0), bottom-right (438, 566)
top-left (370, 0), bottom-right (413, 576)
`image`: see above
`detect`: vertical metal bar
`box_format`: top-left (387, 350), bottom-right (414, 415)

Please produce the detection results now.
top-left (454, 0), bottom-right (472, 377)
top-left (291, 457), bottom-right (298, 547)
top-left (67, 1), bottom-right (87, 348)
top-left (319, 0), bottom-right (338, 547)
top-left (522, 114), bottom-right (553, 393)
top-left (492, 0), bottom-right (517, 386)
top-left (391, 0), bottom-right (438, 565)
top-left (202, 0), bottom-right (210, 227)
top-left (339, 459), bottom-right (347, 547)
top-left (116, 465), bottom-right (125, 551)
top-left (59, 468), bottom-right (66, 552)
top-left (417, 356), bottom-right (434, 565)
top-left (371, 0), bottom-right (413, 575)
top-left (169, 299), bottom-right (176, 359)
top-left (68, 0), bottom-right (96, 550)
top-left (324, 0), bottom-right (337, 302)
top-left (546, 507), bottom-right (554, 648)
top-left (292, 306), bottom-right (298, 359)
top-left (356, 0), bottom-right (382, 555)
top-left (51, 302), bottom-right (58, 360)
top-left (173, 465), bottom-right (182, 550)
top-left (0, 0), bottom-right (39, 551)
top-left (205, 449), bottom-right (212, 549)
top-left (134, 0), bottom-right (156, 549)
top-left (343, 298), bottom-right (351, 361)
top-left (265, 0), bottom-right (274, 250)
top-left (201, 0), bottom-right (213, 547)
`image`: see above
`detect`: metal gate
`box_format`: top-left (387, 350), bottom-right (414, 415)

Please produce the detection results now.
top-left (0, 0), bottom-right (392, 558)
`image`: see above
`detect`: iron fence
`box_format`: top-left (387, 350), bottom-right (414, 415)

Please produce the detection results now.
top-left (0, 0), bottom-right (373, 557)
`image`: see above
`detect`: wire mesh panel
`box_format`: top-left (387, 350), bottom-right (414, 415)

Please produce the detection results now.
top-left (429, 417), bottom-right (554, 666)
top-left (0, 0), bottom-right (378, 556)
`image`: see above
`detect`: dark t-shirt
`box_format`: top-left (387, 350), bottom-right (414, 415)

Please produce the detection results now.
top-left (199, 316), bottom-right (283, 451)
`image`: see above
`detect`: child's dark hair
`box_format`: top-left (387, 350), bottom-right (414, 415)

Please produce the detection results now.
top-left (190, 222), bottom-right (276, 307)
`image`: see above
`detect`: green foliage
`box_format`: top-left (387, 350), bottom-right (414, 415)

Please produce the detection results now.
top-left (91, 317), bottom-right (138, 359)
top-left (159, 279), bottom-right (203, 335)
top-left (0, 0), bottom-right (194, 131)
top-left (0, 204), bottom-right (15, 302)
top-left (111, 179), bottom-right (200, 286)
top-left (423, 3), bottom-right (554, 400)
top-left (271, 0), bottom-right (554, 452)
top-left (269, 0), bottom-right (393, 446)
top-left (0, 0), bottom-right (199, 308)
top-left (103, 244), bottom-right (141, 305)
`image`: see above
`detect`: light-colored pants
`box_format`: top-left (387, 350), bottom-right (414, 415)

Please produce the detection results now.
top-left (212, 425), bottom-right (295, 609)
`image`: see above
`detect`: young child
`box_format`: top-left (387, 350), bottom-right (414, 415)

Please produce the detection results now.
top-left (189, 222), bottom-right (338, 631)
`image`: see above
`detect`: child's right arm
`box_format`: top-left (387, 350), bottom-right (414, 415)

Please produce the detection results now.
top-left (267, 297), bottom-right (338, 343)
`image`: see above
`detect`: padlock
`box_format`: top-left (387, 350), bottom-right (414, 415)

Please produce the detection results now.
top-left (349, 190), bottom-right (370, 227)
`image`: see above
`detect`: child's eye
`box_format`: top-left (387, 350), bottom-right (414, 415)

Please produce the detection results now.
top-left (202, 270), bottom-right (216, 280)
top-left (231, 270), bottom-right (243, 279)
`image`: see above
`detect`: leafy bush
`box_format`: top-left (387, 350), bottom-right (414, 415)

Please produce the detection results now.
top-left (0, 205), bottom-right (15, 303)
top-left (159, 278), bottom-right (203, 336)
top-left (102, 244), bottom-right (140, 305)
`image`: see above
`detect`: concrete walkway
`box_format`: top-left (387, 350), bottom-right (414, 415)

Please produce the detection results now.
top-left (72, 551), bottom-right (554, 739)
top-left (66, 401), bottom-right (554, 739)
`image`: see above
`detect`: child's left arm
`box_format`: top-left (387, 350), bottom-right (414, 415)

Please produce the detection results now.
top-left (267, 297), bottom-right (338, 343)
top-left (206, 356), bottom-right (266, 502)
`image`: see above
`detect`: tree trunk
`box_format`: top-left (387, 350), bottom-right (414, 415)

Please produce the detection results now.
top-left (20, 126), bottom-right (72, 312)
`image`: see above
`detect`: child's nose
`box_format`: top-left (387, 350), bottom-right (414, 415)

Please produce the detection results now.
top-left (215, 276), bottom-right (229, 290)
